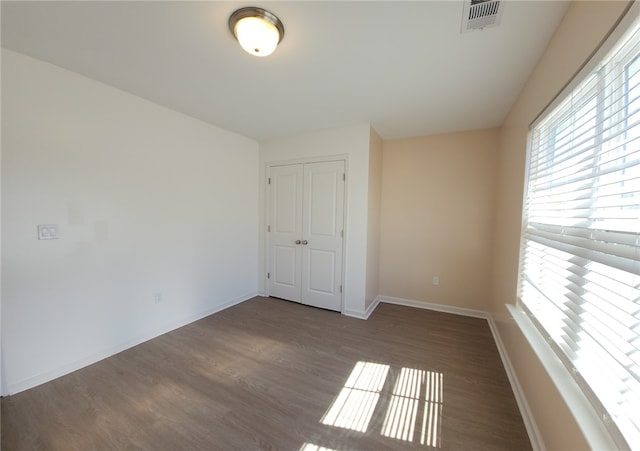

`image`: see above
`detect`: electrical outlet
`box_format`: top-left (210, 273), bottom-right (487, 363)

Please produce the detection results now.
top-left (153, 293), bottom-right (162, 304)
top-left (432, 276), bottom-right (440, 286)
top-left (37, 224), bottom-right (59, 240)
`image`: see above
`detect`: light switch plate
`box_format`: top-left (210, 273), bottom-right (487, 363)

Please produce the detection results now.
top-left (38, 224), bottom-right (59, 240)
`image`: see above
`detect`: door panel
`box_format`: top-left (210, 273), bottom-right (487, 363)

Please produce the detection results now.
top-left (308, 170), bottom-right (338, 236)
top-left (307, 249), bottom-right (336, 294)
top-left (274, 172), bottom-right (299, 233)
top-left (269, 165), bottom-right (303, 302)
top-left (273, 245), bottom-right (297, 287)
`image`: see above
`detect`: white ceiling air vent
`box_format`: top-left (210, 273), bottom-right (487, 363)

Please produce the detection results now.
top-left (461, 0), bottom-right (504, 33)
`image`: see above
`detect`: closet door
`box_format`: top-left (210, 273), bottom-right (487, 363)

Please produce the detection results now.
top-left (268, 164), bottom-right (303, 302)
top-left (268, 161), bottom-right (344, 312)
top-left (300, 161), bottom-right (344, 311)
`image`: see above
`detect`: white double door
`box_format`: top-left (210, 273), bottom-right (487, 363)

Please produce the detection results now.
top-left (268, 160), bottom-right (345, 312)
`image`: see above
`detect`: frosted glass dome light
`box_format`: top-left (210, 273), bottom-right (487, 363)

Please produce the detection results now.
top-left (229, 7), bottom-right (285, 57)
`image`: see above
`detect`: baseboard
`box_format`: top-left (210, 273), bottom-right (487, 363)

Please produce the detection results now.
top-left (6, 291), bottom-right (257, 395)
top-left (341, 296), bottom-right (381, 320)
top-left (342, 309), bottom-right (367, 319)
top-left (487, 314), bottom-right (545, 451)
top-left (377, 295), bottom-right (543, 450)
top-left (364, 296), bottom-right (382, 319)
top-left (379, 295), bottom-right (489, 319)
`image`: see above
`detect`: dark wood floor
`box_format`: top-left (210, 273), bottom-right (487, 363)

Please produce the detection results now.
top-left (2, 297), bottom-right (531, 450)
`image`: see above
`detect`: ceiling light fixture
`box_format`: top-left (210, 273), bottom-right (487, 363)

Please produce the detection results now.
top-left (228, 7), bottom-right (285, 57)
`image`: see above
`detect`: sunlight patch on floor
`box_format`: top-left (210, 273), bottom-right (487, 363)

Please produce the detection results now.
top-left (381, 367), bottom-right (423, 441)
top-left (381, 368), bottom-right (443, 446)
top-left (321, 361), bottom-right (390, 432)
top-left (321, 361), bottom-right (443, 447)
top-left (420, 370), bottom-right (443, 447)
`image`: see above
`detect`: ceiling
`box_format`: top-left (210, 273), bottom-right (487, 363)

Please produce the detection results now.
top-left (1, 1), bottom-right (570, 141)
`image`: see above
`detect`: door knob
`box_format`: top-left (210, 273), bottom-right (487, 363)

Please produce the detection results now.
top-left (295, 240), bottom-right (302, 244)
top-left (302, 240), bottom-right (308, 245)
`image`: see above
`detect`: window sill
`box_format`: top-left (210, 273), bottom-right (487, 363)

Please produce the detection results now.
top-left (506, 304), bottom-right (618, 450)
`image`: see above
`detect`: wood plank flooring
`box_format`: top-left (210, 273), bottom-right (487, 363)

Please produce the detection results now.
top-left (1, 297), bottom-right (531, 450)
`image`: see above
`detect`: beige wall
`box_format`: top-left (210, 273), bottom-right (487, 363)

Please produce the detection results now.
top-left (380, 129), bottom-right (499, 310)
top-left (490, 1), bottom-right (632, 449)
top-left (365, 127), bottom-right (383, 310)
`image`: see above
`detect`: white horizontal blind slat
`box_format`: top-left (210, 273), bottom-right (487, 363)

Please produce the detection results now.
top-left (519, 8), bottom-right (640, 450)
top-left (533, 67), bottom-right (640, 164)
top-left (532, 28), bottom-right (640, 144)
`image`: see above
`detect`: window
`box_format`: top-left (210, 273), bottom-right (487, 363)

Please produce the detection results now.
top-left (519, 7), bottom-right (640, 449)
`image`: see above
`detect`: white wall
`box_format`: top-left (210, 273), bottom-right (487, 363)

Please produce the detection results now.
top-left (258, 124), bottom-right (372, 317)
top-left (365, 127), bottom-right (382, 311)
top-left (1, 49), bottom-right (259, 394)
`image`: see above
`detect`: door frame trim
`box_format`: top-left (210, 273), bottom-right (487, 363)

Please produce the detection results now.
top-left (264, 155), bottom-right (349, 313)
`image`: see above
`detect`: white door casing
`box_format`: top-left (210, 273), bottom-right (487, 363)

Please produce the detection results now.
top-left (268, 160), bottom-right (345, 312)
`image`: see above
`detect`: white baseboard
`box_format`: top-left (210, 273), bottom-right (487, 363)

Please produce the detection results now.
top-left (379, 295), bottom-right (489, 319)
top-left (375, 295), bottom-right (543, 450)
top-left (6, 291), bottom-right (257, 395)
top-left (342, 309), bottom-right (367, 319)
top-left (364, 296), bottom-right (382, 319)
top-left (342, 296), bottom-right (381, 319)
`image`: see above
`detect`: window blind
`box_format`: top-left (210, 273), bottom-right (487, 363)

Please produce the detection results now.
top-left (519, 7), bottom-right (640, 449)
